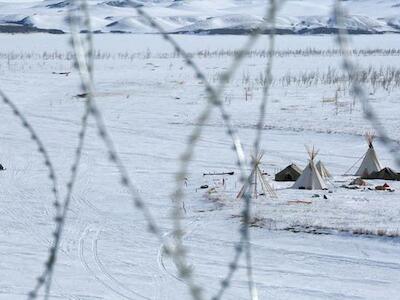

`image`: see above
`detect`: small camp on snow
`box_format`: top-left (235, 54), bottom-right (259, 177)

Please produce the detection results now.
top-left (292, 147), bottom-right (327, 190)
top-left (364, 167), bottom-right (400, 181)
top-left (275, 163), bottom-right (302, 182)
top-left (355, 133), bottom-right (382, 176)
top-left (237, 152), bottom-right (277, 199)
top-left (316, 160), bottom-right (332, 178)
top-left (0, 163), bottom-right (4, 171)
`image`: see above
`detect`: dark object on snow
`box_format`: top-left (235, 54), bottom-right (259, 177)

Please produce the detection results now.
top-left (375, 183), bottom-right (393, 191)
top-left (275, 163), bottom-right (302, 181)
top-left (46, 1), bottom-right (70, 9)
top-left (0, 164), bottom-right (4, 171)
top-left (203, 171), bottom-right (234, 176)
top-left (200, 185), bottom-right (209, 189)
top-left (363, 167), bottom-right (400, 181)
top-left (52, 71), bottom-right (70, 76)
top-left (75, 93), bottom-right (88, 98)
top-left (323, 195), bottom-right (328, 199)
top-left (342, 184), bottom-right (359, 189)
top-left (105, 0), bottom-right (143, 8)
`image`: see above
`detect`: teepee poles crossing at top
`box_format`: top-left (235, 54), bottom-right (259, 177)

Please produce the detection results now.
top-left (292, 146), bottom-right (327, 190)
top-left (343, 132), bottom-right (382, 176)
top-left (237, 153), bottom-right (277, 200)
top-left (366, 132), bottom-right (375, 148)
top-left (355, 132), bottom-right (382, 176)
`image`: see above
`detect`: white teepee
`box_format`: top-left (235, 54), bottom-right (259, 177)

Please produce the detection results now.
top-left (237, 153), bottom-right (277, 199)
top-left (355, 133), bottom-right (382, 176)
top-left (292, 147), bottom-right (327, 190)
top-left (316, 160), bottom-right (332, 178)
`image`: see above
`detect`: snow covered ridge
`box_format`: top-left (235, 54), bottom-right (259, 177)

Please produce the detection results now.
top-left (0, 0), bottom-right (400, 34)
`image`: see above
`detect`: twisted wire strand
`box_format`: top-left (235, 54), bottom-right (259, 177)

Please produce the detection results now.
top-left (66, 4), bottom-right (209, 300)
top-left (244, 1), bottom-right (278, 299)
top-left (0, 91), bottom-right (61, 300)
top-left (68, 8), bottom-right (208, 300)
top-left (28, 2), bottom-right (93, 299)
top-left (69, 1), bottom-right (186, 296)
top-left (0, 94), bottom-right (61, 300)
top-left (43, 1), bottom-right (95, 297)
top-left (253, 0), bottom-right (277, 156)
top-left (42, 109), bottom-right (89, 300)
top-left (69, 0), bottom-right (167, 242)
top-left (0, 93), bottom-right (59, 209)
top-left (333, 2), bottom-right (400, 167)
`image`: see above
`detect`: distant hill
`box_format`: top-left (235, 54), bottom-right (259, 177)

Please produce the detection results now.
top-left (0, 0), bottom-right (399, 34)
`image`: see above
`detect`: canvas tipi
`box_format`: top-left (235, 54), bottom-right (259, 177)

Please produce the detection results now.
top-left (316, 160), bottom-right (332, 178)
top-left (292, 147), bottom-right (327, 190)
top-left (237, 153), bottom-right (277, 199)
top-left (355, 133), bottom-right (382, 176)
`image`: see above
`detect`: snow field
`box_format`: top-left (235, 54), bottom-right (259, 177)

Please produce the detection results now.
top-left (0, 34), bottom-right (399, 299)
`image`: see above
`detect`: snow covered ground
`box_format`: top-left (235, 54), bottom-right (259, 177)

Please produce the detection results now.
top-left (0, 33), bottom-right (400, 299)
top-left (0, 0), bottom-right (400, 34)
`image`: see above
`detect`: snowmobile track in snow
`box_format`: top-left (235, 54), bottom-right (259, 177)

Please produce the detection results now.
top-left (79, 228), bottom-right (152, 300)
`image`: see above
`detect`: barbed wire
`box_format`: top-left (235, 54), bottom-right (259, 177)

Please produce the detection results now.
top-left (68, 2), bottom-right (205, 300)
top-left (24, 2), bottom-right (196, 300)
top-left (245, 1), bottom-right (278, 299)
top-left (21, 1), bottom-right (400, 300)
top-left (0, 90), bottom-right (60, 300)
top-left (0, 93), bottom-right (59, 205)
top-left (69, 0), bottom-right (167, 239)
top-left (27, 2), bottom-right (93, 300)
top-left (333, 1), bottom-right (400, 168)
top-left (21, 1), bottom-right (285, 299)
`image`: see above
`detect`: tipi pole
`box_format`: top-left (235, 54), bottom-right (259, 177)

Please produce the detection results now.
top-left (257, 166), bottom-right (277, 198)
top-left (343, 153), bottom-right (365, 175)
top-left (254, 163), bottom-right (258, 198)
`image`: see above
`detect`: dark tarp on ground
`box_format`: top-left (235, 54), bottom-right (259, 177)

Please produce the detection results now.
top-left (275, 163), bottom-right (302, 181)
top-left (363, 167), bottom-right (400, 181)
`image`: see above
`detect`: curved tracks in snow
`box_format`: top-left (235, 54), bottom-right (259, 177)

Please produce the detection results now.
top-left (79, 228), bottom-right (152, 300)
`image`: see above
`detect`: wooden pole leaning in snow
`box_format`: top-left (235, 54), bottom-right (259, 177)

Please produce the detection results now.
top-left (237, 153), bottom-right (277, 199)
top-left (292, 147), bottom-right (327, 190)
top-left (355, 133), bottom-right (382, 176)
